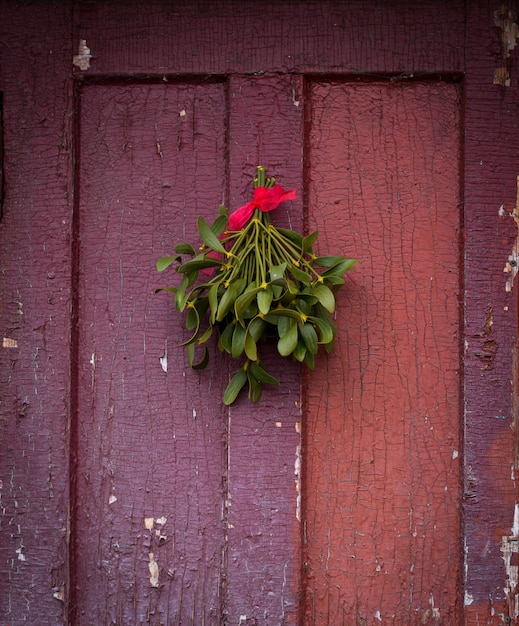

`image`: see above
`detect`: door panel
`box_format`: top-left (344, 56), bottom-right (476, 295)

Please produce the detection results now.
top-left (303, 80), bottom-right (462, 623)
top-left (74, 83), bottom-right (228, 624)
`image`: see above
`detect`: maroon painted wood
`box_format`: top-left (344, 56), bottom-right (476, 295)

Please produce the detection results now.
top-left (73, 82), bottom-right (228, 624)
top-left (463, 3), bottom-right (519, 621)
top-left (303, 79), bottom-right (462, 623)
top-left (1, 1), bottom-right (518, 624)
top-left (225, 75), bottom-right (304, 624)
top-left (0, 4), bottom-right (74, 623)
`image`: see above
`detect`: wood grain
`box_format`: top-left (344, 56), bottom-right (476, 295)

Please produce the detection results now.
top-left (303, 80), bottom-right (462, 624)
top-left (0, 4), bottom-right (73, 623)
top-left (73, 83), bottom-right (228, 624)
top-left (225, 74), bottom-right (304, 625)
top-left (1, 2), bottom-right (518, 623)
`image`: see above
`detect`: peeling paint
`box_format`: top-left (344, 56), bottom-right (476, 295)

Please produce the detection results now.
top-left (295, 421), bottom-right (301, 522)
top-left (500, 504), bottom-right (519, 618)
top-left (73, 39), bottom-right (92, 71)
top-left (501, 534), bottom-right (519, 616)
top-left (494, 5), bottom-right (519, 86)
top-left (159, 341), bottom-right (168, 372)
top-left (148, 552), bottom-right (160, 587)
top-left (429, 594), bottom-right (440, 619)
top-left (52, 585), bottom-right (65, 602)
top-left (503, 176), bottom-right (519, 291)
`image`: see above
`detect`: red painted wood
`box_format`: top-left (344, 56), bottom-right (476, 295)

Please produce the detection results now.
top-left (73, 83), bottom-right (228, 623)
top-left (225, 75), bottom-right (304, 624)
top-left (303, 80), bottom-right (462, 623)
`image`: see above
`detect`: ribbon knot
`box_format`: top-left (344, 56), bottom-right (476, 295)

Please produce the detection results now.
top-left (227, 184), bottom-right (296, 231)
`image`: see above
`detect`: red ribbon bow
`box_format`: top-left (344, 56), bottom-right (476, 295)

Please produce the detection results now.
top-left (227, 184), bottom-right (296, 231)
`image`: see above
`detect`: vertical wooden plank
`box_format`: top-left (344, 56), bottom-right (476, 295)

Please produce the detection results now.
top-left (225, 74), bottom-right (304, 625)
top-left (0, 3), bottom-right (73, 623)
top-left (463, 1), bottom-right (519, 622)
top-left (73, 82), bottom-right (227, 624)
top-left (303, 80), bottom-right (462, 623)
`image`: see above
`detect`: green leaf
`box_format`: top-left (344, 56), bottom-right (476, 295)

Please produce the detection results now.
top-left (289, 264), bottom-right (312, 285)
top-left (211, 213), bottom-right (228, 237)
top-left (174, 243), bottom-right (196, 255)
top-left (298, 321), bottom-right (318, 355)
top-left (180, 307), bottom-right (201, 346)
top-left (321, 274), bottom-right (345, 287)
top-left (286, 279), bottom-right (299, 295)
top-left (270, 262), bottom-right (287, 281)
top-left (209, 283), bottom-right (219, 324)
top-left (271, 284), bottom-right (283, 300)
top-left (244, 332), bottom-right (257, 361)
top-left (304, 350), bottom-right (315, 370)
top-left (197, 216), bottom-right (227, 254)
top-left (264, 307), bottom-right (301, 322)
top-left (295, 292), bottom-right (318, 307)
top-left (234, 286), bottom-right (262, 319)
top-left (278, 314), bottom-right (294, 337)
top-left (231, 323), bottom-right (246, 358)
top-left (241, 301), bottom-right (259, 320)
top-left (247, 316), bottom-right (266, 342)
top-left (156, 256), bottom-right (177, 272)
top-left (197, 324), bottom-right (213, 345)
top-left (187, 343), bottom-right (209, 370)
top-left (218, 322), bottom-right (234, 353)
top-left (302, 231), bottom-right (318, 253)
top-left (154, 286), bottom-right (178, 294)
top-left (248, 361), bottom-right (280, 386)
top-left (292, 340), bottom-right (307, 362)
top-left (185, 304), bottom-right (199, 330)
top-left (257, 287), bottom-right (273, 315)
top-left (277, 317), bottom-right (298, 356)
top-left (276, 227), bottom-right (304, 248)
top-left (216, 278), bottom-right (246, 322)
top-left (312, 284), bottom-right (336, 314)
top-left (178, 257), bottom-right (223, 273)
top-left (175, 272), bottom-right (197, 311)
top-left (307, 315), bottom-right (335, 345)
top-left (223, 367), bottom-right (247, 405)
top-left (321, 258), bottom-right (358, 276)
top-left (314, 255), bottom-right (349, 268)
top-left (246, 370), bottom-right (263, 403)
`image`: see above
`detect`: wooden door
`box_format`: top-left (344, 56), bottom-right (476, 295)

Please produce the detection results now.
top-left (1, 2), bottom-right (518, 624)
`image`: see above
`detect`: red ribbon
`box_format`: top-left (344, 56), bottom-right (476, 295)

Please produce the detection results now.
top-left (227, 185), bottom-right (296, 231)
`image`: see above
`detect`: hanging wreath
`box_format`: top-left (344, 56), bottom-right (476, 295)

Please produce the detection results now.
top-left (156, 167), bottom-right (356, 404)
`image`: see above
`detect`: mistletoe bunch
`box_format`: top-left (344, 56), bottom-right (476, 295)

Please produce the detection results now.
top-left (157, 167), bottom-right (356, 404)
